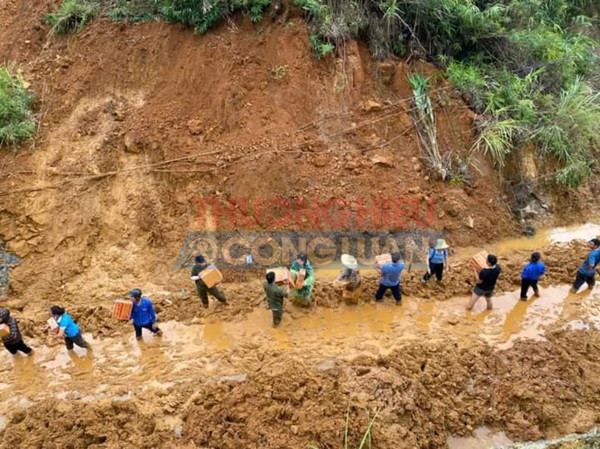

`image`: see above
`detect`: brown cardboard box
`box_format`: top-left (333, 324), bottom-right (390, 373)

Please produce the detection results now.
top-left (296, 268), bottom-right (306, 289)
top-left (0, 324), bottom-right (9, 338)
top-left (375, 253), bottom-right (392, 267)
top-left (112, 299), bottom-right (133, 321)
top-left (200, 264), bottom-right (223, 288)
top-left (471, 251), bottom-right (489, 271)
top-left (269, 267), bottom-right (289, 284)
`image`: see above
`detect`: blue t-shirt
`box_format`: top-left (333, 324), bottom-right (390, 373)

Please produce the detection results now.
top-left (131, 297), bottom-right (157, 327)
top-left (579, 248), bottom-right (600, 277)
top-left (429, 248), bottom-right (448, 265)
top-left (521, 261), bottom-right (546, 280)
top-left (381, 262), bottom-right (405, 286)
top-left (57, 313), bottom-right (80, 338)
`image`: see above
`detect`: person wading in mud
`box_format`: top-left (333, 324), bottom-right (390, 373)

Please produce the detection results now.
top-left (0, 309), bottom-right (33, 356)
top-left (520, 252), bottom-right (546, 300)
top-left (263, 271), bottom-right (289, 326)
top-left (467, 254), bottom-right (501, 310)
top-left (422, 239), bottom-right (451, 282)
top-left (572, 238), bottom-right (600, 293)
top-left (49, 306), bottom-right (91, 351)
top-left (290, 253), bottom-right (316, 307)
top-left (375, 252), bottom-right (405, 304)
top-left (129, 289), bottom-right (162, 340)
top-left (333, 254), bottom-right (362, 305)
top-left (191, 255), bottom-right (227, 308)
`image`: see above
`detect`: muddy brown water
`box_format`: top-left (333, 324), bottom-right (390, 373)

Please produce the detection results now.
top-left (1, 223), bottom-right (599, 446)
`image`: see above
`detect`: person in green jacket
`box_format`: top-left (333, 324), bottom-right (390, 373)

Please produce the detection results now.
top-left (289, 253), bottom-right (315, 307)
top-left (191, 255), bottom-right (227, 308)
top-left (263, 271), bottom-right (289, 326)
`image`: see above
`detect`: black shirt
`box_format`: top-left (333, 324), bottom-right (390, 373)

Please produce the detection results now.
top-left (476, 265), bottom-right (501, 291)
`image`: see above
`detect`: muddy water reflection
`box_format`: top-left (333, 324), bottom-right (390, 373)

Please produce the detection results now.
top-left (448, 426), bottom-right (513, 449)
top-left (459, 222), bottom-right (600, 259)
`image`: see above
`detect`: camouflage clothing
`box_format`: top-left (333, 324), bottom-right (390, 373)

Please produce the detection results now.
top-left (192, 263), bottom-right (227, 306)
top-left (263, 282), bottom-right (288, 325)
top-left (290, 260), bottom-right (315, 307)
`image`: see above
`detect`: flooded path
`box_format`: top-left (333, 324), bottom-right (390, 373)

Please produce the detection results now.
top-left (2, 284), bottom-right (598, 411)
top-left (1, 222), bottom-right (599, 447)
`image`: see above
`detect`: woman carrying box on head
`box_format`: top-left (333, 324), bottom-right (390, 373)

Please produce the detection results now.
top-left (290, 253), bottom-right (315, 307)
top-left (191, 254), bottom-right (227, 308)
top-left (49, 306), bottom-right (91, 351)
top-left (333, 254), bottom-right (362, 305)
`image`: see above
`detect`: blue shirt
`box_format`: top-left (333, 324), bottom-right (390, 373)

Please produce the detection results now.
top-left (57, 313), bottom-right (80, 338)
top-left (579, 248), bottom-right (600, 277)
top-left (429, 248), bottom-right (448, 265)
top-left (521, 261), bottom-right (546, 280)
top-left (130, 297), bottom-right (157, 327)
top-left (381, 262), bottom-right (405, 286)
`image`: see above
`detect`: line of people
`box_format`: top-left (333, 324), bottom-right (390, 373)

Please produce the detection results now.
top-left (1, 239), bottom-right (598, 354)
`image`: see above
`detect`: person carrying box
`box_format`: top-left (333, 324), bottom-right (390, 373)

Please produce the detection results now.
top-left (263, 271), bottom-right (289, 326)
top-left (50, 306), bottom-right (91, 351)
top-left (191, 254), bottom-right (227, 308)
top-left (0, 309), bottom-right (33, 356)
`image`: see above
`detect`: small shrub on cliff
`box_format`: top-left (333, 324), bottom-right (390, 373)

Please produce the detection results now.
top-left (0, 67), bottom-right (36, 147)
top-left (45, 0), bottom-right (99, 34)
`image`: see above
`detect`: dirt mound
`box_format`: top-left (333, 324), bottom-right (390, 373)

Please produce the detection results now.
top-left (4, 330), bottom-right (599, 448)
top-left (0, 10), bottom-right (520, 315)
top-left (0, 399), bottom-right (176, 449)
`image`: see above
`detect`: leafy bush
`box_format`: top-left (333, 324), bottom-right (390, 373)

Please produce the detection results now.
top-left (45, 0), bottom-right (99, 34)
top-left (49, 0), bottom-right (273, 33)
top-left (309, 34), bottom-right (334, 57)
top-left (291, 0), bottom-right (599, 187)
top-left (408, 73), bottom-right (447, 179)
top-left (0, 67), bottom-right (36, 147)
top-left (107, 0), bottom-right (158, 22)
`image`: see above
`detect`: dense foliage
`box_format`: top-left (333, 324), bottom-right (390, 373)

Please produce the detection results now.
top-left (296, 0), bottom-right (599, 187)
top-left (46, 0), bottom-right (599, 187)
top-left (0, 67), bottom-right (36, 147)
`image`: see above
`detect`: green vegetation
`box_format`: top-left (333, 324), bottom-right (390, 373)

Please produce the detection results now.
top-left (309, 34), bottom-right (334, 58)
top-left (272, 65), bottom-right (289, 79)
top-left (45, 0), bottom-right (99, 34)
top-left (298, 0), bottom-right (599, 187)
top-left (409, 74), bottom-right (447, 180)
top-left (308, 408), bottom-right (380, 449)
top-left (0, 67), bottom-right (36, 147)
top-left (48, 0), bottom-right (272, 33)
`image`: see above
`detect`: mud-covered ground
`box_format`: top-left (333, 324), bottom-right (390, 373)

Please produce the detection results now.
top-left (1, 3), bottom-right (600, 448)
top-left (1, 229), bottom-right (600, 448)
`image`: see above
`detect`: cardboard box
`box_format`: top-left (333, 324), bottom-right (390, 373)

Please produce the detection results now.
top-left (47, 317), bottom-right (59, 330)
top-left (375, 253), bottom-right (392, 267)
top-left (200, 264), bottom-right (223, 288)
top-left (471, 251), bottom-right (489, 271)
top-left (112, 299), bottom-right (133, 321)
top-left (268, 267), bottom-right (289, 284)
top-left (296, 268), bottom-right (306, 289)
top-left (0, 324), bottom-right (9, 338)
